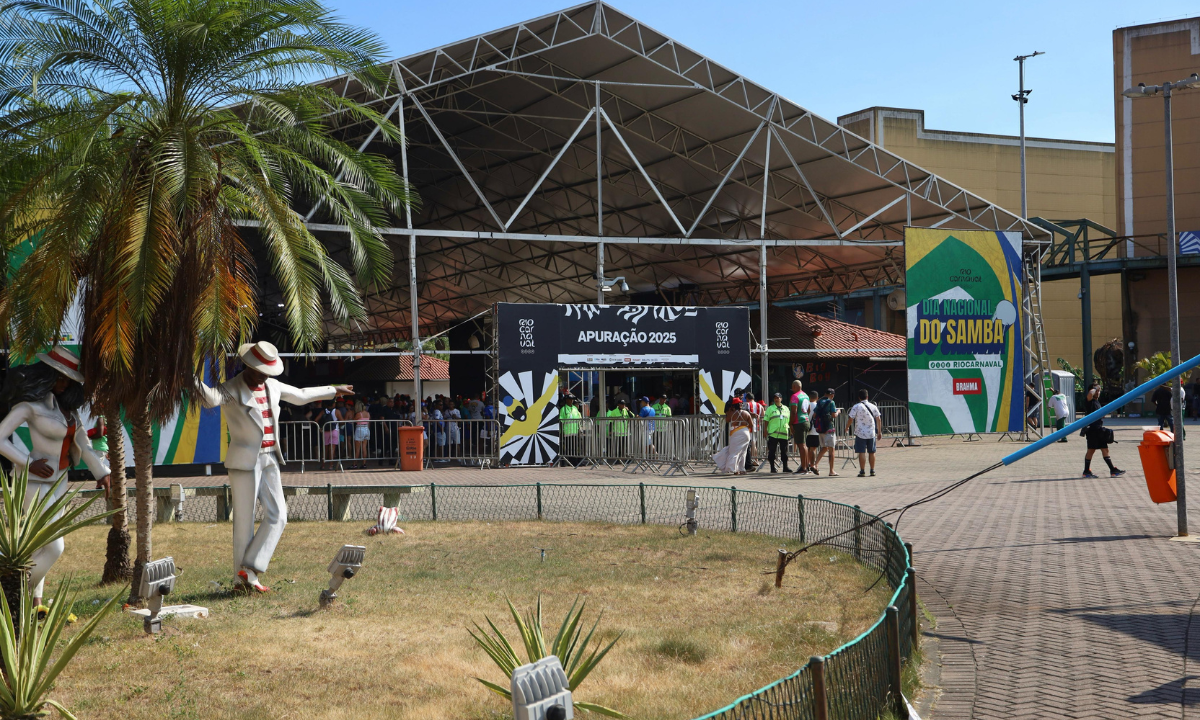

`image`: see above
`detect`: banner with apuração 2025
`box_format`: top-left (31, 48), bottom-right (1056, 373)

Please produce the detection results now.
top-left (905, 228), bottom-right (1024, 436)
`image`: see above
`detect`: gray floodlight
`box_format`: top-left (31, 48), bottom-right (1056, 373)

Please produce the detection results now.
top-left (685, 489), bottom-right (699, 536)
top-left (138, 557), bottom-right (176, 634)
top-left (319, 544), bottom-right (365, 608)
top-left (1122, 83), bottom-right (1156, 99)
top-left (511, 655), bottom-right (573, 720)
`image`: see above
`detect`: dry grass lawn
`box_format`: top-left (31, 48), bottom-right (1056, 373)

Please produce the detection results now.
top-left (49, 520), bottom-right (891, 719)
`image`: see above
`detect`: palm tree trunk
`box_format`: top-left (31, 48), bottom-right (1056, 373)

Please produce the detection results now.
top-left (0, 568), bottom-right (26, 634)
top-left (128, 405), bottom-right (154, 604)
top-left (101, 405), bottom-right (131, 584)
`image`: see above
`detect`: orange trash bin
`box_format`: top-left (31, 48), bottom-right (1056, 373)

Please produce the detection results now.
top-left (1138, 429), bottom-right (1177, 503)
top-left (398, 425), bottom-right (426, 472)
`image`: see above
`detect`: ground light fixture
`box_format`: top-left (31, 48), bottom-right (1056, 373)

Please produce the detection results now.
top-left (511, 655), bottom-right (573, 720)
top-left (138, 557), bottom-right (176, 634)
top-left (320, 544), bottom-right (365, 608)
top-left (1122, 71), bottom-right (1199, 537)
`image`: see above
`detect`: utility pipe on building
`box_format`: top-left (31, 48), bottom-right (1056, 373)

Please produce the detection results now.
top-left (1123, 72), bottom-right (1200, 537)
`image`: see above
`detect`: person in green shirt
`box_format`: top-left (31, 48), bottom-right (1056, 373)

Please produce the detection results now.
top-left (558, 394), bottom-right (583, 466)
top-left (764, 392), bottom-right (792, 473)
top-left (652, 393), bottom-right (672, 418)
top-left (605, 398), bottom-right (632, 459)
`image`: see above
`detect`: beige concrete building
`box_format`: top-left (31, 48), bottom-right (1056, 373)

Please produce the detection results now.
top-left (1114, 18), bottom-right (1200, 366)
top-left (837, 107), bottom-right (1121, 370)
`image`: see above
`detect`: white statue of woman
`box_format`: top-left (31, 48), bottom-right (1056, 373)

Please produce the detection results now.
top-left (0, 347), bottom-right (111, 606)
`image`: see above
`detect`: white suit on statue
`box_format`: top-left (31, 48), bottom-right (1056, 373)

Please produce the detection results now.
top-left (198, 373), bottom-right (335, 574)
top-left (0, 393), bottom-right (110, 597)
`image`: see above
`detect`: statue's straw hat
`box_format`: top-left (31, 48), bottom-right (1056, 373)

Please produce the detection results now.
top-left (238, 341), bottom-right (284, 377)
top-left (35, 346), bottom-right (84, 384)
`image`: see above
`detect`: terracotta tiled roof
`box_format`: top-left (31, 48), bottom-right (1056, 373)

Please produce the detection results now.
top-left (750, 308), bottom-right (906, 358)
top-left (342, 355), bottom-right (450, 382)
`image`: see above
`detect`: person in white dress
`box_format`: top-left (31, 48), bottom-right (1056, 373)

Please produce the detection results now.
top-left (0, 347), bottom-right (110, 606)
top-left (197, 341), bottom-right (352, 592)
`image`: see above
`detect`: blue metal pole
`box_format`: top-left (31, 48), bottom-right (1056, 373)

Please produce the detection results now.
top-left (1002, 351), bottom-right (1200, 466)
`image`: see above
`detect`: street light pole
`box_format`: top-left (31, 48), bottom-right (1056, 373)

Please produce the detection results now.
top-left (1012, 51), bottom-right (1044, 219)
top-left (1123, 73), bottom-right (1199, 537)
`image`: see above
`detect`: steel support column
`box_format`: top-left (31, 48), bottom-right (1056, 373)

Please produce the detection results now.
top-left (759, 130), bottom-right (771, 400)
top-left (399, 93), bottom-right (421, 422)
top-left (596, 82), bottom-right (605, 306)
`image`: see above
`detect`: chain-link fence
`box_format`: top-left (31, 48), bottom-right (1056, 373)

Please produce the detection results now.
top-left (77, 482), bottom-right (915, 719)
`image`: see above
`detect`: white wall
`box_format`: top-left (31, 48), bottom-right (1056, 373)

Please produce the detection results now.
top-left (386, 380), bottom-right (450, 398)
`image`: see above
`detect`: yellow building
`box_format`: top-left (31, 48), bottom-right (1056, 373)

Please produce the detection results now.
top-left (837, 107), bottom-right (1122, 370)
top-left (1114, 18), bottom-right (1200, 366)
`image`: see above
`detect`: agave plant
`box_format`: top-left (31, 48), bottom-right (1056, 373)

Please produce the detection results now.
top-left (0, 577), bottom-right (123, 720)
top-left (468, 597), bottom-right (626, 718)
top-left (0, 466), bottom-right (117, 620)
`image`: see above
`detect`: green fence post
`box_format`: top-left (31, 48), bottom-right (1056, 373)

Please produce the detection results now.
top-left (430, 482), bottom-right (438, 521)
top-left (906, 567), bottom-right (920, 650)
top-left (730, 486), bottom-right (737, 533)
top-left (639, 483), bottom-right (646, 524)
top-left (536, 482), bottom-right (543, 520)
top-left (326, 483), bottom-right (333, 521)
top-left (885, 606), bottom-right (905, 718)
top-left (811, 655), bottom-right (828, 720)
top-left (853, 504), bottom-right (862, 560)
top-left (797, 494), bottom-right (805, 543)
top-left (222, 484), bottom-right (231, 522)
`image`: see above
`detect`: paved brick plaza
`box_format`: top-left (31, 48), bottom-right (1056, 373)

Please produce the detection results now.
top-left (173, 419), bottom-right (1200, 719)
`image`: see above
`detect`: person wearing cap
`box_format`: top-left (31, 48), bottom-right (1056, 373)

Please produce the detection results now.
top-left (197, 341), bottom-right (353, 593)
top-left (637, 396), bottom-right (657, 455)
top-left (713, 397), bottom-right (753, 474)
top-left (763, 392), bottom-right (791, 473)
top-left (652, 393), bottom-right (672, 418)
top-left (558, 393), bottom-right (582, 467)
top-left (605, 398), bottom-right (632, 460)
top-left (0, 346), bottom-right (110, 607)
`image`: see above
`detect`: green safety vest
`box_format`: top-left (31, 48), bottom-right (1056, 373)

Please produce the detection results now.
top-left (606, 408), bottom-right (631, 436)
top-left (559, 405), bottom-right (582, 435)
top-left (764, 404), bottom-right (790, 438)
top-left (652, 402), bottom-right (672, 418)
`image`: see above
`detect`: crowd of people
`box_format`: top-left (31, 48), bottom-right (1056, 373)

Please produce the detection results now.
top-left (277, 391), bottom-right (496, 467)
top-left (713, 380), bottom-right (883, 478)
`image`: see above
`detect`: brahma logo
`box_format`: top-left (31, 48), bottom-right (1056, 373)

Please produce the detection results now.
top-left (952, 378), bottom-right (982, 395)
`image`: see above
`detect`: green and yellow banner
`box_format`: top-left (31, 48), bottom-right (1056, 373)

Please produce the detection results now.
top-left (905, 228), bottom-right (1025, 436)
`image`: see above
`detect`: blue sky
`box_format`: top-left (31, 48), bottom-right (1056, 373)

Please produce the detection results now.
top-left (328, 0), bottom-right (1199, 144)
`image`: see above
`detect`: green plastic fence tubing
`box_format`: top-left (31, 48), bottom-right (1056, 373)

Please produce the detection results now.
top-left (326, 483), bottom-right (333, 521)
top-left (639, 483), bottom-right (646, 524)
top-left (730, 486), bottom-right (737, 533)
top-left (536, 482), bottom-right (543, 520)
top-left (430, 482), bottom-right (438, 521)
top-left (854, 505), bottom-right (862, 560)
top-left (223, 484), bottom-right (230, 522)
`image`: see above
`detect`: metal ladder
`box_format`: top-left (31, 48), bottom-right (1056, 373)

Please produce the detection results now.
top-left (1020, 251), bottom-right (1051, 440)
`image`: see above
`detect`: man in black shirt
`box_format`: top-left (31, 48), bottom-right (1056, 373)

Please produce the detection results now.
top-left (1153, 381), bottom-right (1175, 432)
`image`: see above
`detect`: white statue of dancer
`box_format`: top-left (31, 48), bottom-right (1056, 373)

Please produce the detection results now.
top-left (198, 341), bottom-right (352, 593)
top-left (0, 346), bottom-right (111, 606)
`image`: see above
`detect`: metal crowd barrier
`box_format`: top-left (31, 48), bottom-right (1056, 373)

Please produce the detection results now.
top-left (277, 421), bottom-right (321, 471)
top-left (252, 412), bottom-right (913, 476)
top-left (423, 417), bottom-right (495, 468)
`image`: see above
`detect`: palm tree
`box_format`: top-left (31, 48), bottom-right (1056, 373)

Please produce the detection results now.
top-left (0, 0), bottom-right (414, 595)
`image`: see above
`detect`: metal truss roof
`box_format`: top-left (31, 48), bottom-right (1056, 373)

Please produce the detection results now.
top-left (295, 1), bottom-right (1046, 343)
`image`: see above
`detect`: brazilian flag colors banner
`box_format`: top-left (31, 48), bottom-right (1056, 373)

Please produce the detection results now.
top-left (905, 228), bottom-right (1025, 436)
